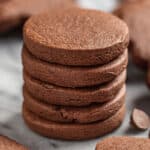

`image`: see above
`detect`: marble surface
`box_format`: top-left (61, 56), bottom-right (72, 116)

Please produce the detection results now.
top-left (0, 0), bottom-right (150, 150)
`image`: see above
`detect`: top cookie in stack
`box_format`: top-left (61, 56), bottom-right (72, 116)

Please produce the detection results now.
top-left (23, 8), bottom-right (128, 67)
top-left (22, 8), bottom-right (129, 140)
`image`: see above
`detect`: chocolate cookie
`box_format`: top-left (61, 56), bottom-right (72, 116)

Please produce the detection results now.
top-left (23, 8), bottom-right (129, 66)
top-left (96, 136), bottom-right (150, 150)
top-left (23, 85), bottom-right (125, 123)
top-left (0, 135), bottom-right (27, 150)
top-left (22, 47), bottom-right (128, 88)
top-left (24, 70), bottom-right (126, 106)
top-left (23, 104), bottom-right (125, 140)
top-left (114, 0), bottom-right (150, 69)
top-left (0, 0), bottom-right (75, 33)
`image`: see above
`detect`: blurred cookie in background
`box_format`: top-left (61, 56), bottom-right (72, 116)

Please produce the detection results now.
top-left (122, 0), bottom-right (144, 3)
top-left (0, 0), bottom-right (76, 33)
top-left (114, 0), bottom-right (150, 69)
top-left (0, 135), bottom-right (28, 150)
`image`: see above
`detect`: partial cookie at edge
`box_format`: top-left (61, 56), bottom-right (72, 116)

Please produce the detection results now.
top-left (0, 135), bottom-right (27, 150)
top-left (96, 136), bottom-right (150, 150)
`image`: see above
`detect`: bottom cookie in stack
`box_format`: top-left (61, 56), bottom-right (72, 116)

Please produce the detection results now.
top-left (22, 85), bottom-right (126, 140)
top-left (23, 104), bottom-right (125, 140)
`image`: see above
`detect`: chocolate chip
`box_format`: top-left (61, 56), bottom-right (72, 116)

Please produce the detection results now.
top-left (131, 108), bottom-right (150, 130)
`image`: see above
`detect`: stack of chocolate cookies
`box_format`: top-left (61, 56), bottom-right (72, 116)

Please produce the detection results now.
top-left (22, 8), bottom-right (129, 140)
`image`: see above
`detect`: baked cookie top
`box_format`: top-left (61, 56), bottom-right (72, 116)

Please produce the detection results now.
top-left (24, 8), bottom-right (129, 50)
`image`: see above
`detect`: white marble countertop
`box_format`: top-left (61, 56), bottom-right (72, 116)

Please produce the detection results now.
top-left (0, 0), bottom-right (150, 150)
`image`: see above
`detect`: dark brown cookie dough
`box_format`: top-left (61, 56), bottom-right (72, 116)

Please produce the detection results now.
top-left (0, 0), bottom-right (75, 33)
top-left (0, 135), bottom-right (27, 150)
top-left (114, 0), bottom-right (150, 69)
top-left (23, 86), bottom-right (126, 124)
top-left (24, 70), bottom-right (126, 106)
top-left (23, 104), bottom-right (125, 140)
top-left (23, 8), bottom-right (129, 66)
top-left (22, 47), bottom-right (128, 88)
top-left (96, 136), bottom-right (150, 150)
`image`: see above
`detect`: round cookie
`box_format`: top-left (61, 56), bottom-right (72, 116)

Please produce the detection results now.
top-left (23, 104), bottom-right (125, 140)
top-left (23, 8), bottom-right (129, 66)
top-left (0, 0), bottom-right (75, 33)
top-left (22, 47), bottom-right (128, 88)
top-left (114, 0), bottom-right (150, 69)
top-left (23, 86), bottom-right (126, 124)
top-left (0, 135), bottom-right (27, 150)
top-left (96, 136), bottom-right (150, 150)
top-left (24, 70), bottom-right (126, 106)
